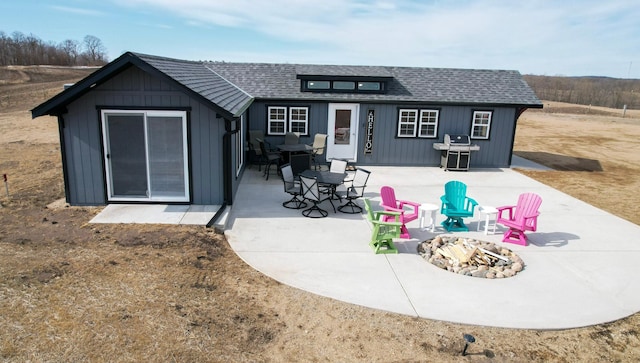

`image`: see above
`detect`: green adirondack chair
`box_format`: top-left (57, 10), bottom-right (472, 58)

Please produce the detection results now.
top-left (364, 199), bottom-right (402, 254)
top-left (440, 180), bottom-right (478, 232)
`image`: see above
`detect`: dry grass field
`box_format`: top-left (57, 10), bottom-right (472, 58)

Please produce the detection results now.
top-left (1, 66), bottom-right (640, 362)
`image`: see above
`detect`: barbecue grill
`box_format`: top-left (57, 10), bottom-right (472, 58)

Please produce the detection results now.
top-left (432, 134), bottom-right (480, 171)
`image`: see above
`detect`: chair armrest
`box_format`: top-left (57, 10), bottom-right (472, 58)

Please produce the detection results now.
top-left (380, 203), bottom-right (404, 214)
top-left (371, 219), bottom-right (403, 227)
top-left (398, 200), bottom-right (421, 211)
top-left (523, 212), bottom-right (540, 219)
top-left (496, 205), bottom-right (515, 220)
top-left (374, 210), bottom-right (401, 222)
top-left (467, 197), bottom-right (478, 206)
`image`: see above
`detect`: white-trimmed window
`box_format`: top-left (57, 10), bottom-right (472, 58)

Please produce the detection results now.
top-left (235, 115), bottom-right (244, 177)
top-left (289, 107), bottom-right (308, 134)
top-left (418, 109), bottom-right (439, 138)
top-left (397, 109), bottom-right (418, 137)
top-left (471, 111), bottom-right (492, 139)
top-left (267, 106), bottom-right (309, 135)
top-left (398, 108), bottom-right (439, 138)
top-left (268, 106), bottom-right (287, 135)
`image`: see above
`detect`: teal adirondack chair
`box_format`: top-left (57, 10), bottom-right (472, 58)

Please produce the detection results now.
top-left (440, 181), bottom-right (478, 232)
top-left (364, 199), bottom-right (402, 254)
top-left (497, 193), bottom-right (542, 246)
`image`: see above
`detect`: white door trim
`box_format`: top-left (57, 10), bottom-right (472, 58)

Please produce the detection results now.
top-left (326, 103), bottom-right (359, 162)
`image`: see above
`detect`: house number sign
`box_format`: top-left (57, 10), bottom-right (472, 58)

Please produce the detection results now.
top-left (364, 109), bottom-right (374, 154)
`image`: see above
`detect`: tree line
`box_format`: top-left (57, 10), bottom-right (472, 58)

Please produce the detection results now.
top-left (0, 31), bottom-right (108, 67)
top-left (524, 74), bottom-right (640, 110)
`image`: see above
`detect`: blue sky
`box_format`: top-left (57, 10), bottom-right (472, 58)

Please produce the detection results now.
top-left (2, 0), bottom-right (639, 78)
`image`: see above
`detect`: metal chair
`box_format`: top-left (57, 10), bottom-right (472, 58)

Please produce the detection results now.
top-left (300, 175), bottom-right (330, 218)
top-left (248, 130), bottom-right (265, 169)
top-left (329, 158), bottom-right (348, 173)
top-left (337, 168), bottom-right (371, 214)
top-left (257, 138), bottom-right (281, 180)
top-left (284, 132), bottom-right (300, 145)
top-left (280, 163), bottom-right (307, 209)
top-left (309, 133), bottom-right (327, 170)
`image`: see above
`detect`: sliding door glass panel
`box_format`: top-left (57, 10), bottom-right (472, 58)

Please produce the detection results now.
top-left (147, 116), bottom-right (186, 198)
top-left (106, 114), bottom-right (148, 197)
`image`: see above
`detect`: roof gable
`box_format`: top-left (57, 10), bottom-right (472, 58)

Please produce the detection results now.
top-left (32, 52), bottom-right (254, 119)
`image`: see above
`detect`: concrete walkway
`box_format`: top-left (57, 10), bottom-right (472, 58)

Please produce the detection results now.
top-left (224, 163), bottom-right (640, 329)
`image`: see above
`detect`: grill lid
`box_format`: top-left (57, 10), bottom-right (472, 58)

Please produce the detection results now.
top-left (444, 134), bottom-right (470, 145)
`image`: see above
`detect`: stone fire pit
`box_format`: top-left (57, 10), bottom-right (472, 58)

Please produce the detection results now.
top-left (417, 235), bottom-right (524, 279)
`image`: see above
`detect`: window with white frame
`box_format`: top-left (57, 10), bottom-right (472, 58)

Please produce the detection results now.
top-left (289, 107), bottom-right (308, 134)
top-left (418, 109), bottom-right (439, 138)
top-left (267, 106), bottom-right (309, 135)
top-left (397, 109), bottom-right (418, 137)
top-left (235, 115), bottom-right (244, 177)
top-left (267, 106), bottom-right (287, 135)
top-left (398, 108), bottom-right (439, 138)
top-left (471, 111), bottom-right (492, 139)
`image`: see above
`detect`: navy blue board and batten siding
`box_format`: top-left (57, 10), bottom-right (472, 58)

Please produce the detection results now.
top-left (33, 52), bottom-right (541, 206)
top-left (58, 66), bottom-right (228, 205)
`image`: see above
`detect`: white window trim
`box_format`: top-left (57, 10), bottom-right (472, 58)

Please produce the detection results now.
top-left (267, 106), bottom-right (287, 135)
top-left (397, 109), bottom-right (418, 137)
top-left (471, 111), bottom-right (492, 139)
top-left (101, 109), bottom-right (190, 202)
top-left (288, 106), bottom-right (309, 135)
top-left (267, 106), bottom-right (309, 135)
top-left (236, 115), bottom-right (244, 177)
top-left (418, 109), bottom-right (439, 138)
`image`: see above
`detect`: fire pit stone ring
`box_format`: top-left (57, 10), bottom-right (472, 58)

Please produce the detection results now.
top-left (417, 235), bottom-right (524, 279)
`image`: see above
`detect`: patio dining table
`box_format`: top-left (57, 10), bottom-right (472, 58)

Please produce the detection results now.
top-left (299, 169), bottom-right (347, 212)
top-left (278, 144), bottom-right (313, 175)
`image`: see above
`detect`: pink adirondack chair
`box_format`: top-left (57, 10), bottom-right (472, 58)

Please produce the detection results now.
top-left (496, 193), bottom-right (542, 246)
top-left (379, 186), bottom-right (421, 239)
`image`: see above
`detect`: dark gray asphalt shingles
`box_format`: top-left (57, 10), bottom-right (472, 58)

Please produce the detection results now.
top-left (135, 53), bottom-right (541, 115)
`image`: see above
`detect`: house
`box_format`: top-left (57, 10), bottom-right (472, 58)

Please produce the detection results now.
top-left (31, 52), bottom-right (542, 207)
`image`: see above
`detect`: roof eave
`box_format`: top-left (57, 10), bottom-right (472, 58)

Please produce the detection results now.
top-left (31, 52), bottom-right (240, 120)
top-left (31, 52), bottom-right (138, 118)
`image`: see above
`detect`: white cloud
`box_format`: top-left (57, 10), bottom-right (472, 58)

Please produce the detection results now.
top-left (110, 0), bottom-right (640, 77)
top-left (50, 5), bottom-right (105, 16)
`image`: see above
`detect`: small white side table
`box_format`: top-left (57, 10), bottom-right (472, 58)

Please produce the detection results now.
top-left (477, 206), bottom-right (498, 235)
top-left (419, 203), bottom-right (439, 232)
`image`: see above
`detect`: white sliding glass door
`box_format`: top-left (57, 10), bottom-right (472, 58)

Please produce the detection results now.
top-left (102, 110), bottom-right (189, 202)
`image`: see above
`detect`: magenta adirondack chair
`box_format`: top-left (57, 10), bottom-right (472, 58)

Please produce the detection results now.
top-left (496, 193), bottom-right (542, 246)
top-left (380, 186), bottom-right (421, 239)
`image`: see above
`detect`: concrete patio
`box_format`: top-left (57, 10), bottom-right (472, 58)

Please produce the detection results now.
top-left (224, 160), bottom-right (640, 329)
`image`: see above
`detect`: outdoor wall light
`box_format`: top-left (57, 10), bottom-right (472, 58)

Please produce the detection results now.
top-left (462, 333), bottom-right (476, 356)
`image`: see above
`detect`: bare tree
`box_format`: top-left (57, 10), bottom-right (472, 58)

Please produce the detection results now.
top-left (82, 35), bottom-right (107, 65)
top-left (60, 39), bottom-right (80, 66)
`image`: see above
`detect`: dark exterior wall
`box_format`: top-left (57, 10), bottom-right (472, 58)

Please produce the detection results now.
top-left (355, 104), bottom-right (517, 168)
top-left (247, 100), bottom-right (329, 146)
top-left (61, 65), bottom-right (227, 205)
top-left (247, 101), bottom-right (517, 168)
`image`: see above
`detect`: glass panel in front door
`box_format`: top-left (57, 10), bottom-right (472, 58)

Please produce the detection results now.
top-left (107, 114), bottom-right (148, 197)
top-left (334, 110), bottom-right (351, 145)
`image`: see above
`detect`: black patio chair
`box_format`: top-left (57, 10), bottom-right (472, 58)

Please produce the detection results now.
top-left (257, 138), bottom-right (281, 180)
top-left (300, 175), bottom-right (331, 218)
top-left (280, 163), bottom-right (307, 209)
top-left (337, 168), bottom-right (371, 214)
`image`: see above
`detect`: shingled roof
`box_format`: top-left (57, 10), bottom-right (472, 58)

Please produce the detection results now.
top-left (32, 52), bottom-right (541, 119)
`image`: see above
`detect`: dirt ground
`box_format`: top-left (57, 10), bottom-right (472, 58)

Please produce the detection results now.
top-left (1, 67), bottom-right (640, 362)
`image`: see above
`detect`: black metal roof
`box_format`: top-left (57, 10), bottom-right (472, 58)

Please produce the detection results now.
top-left (32, 52), bottom-right (542, 119)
